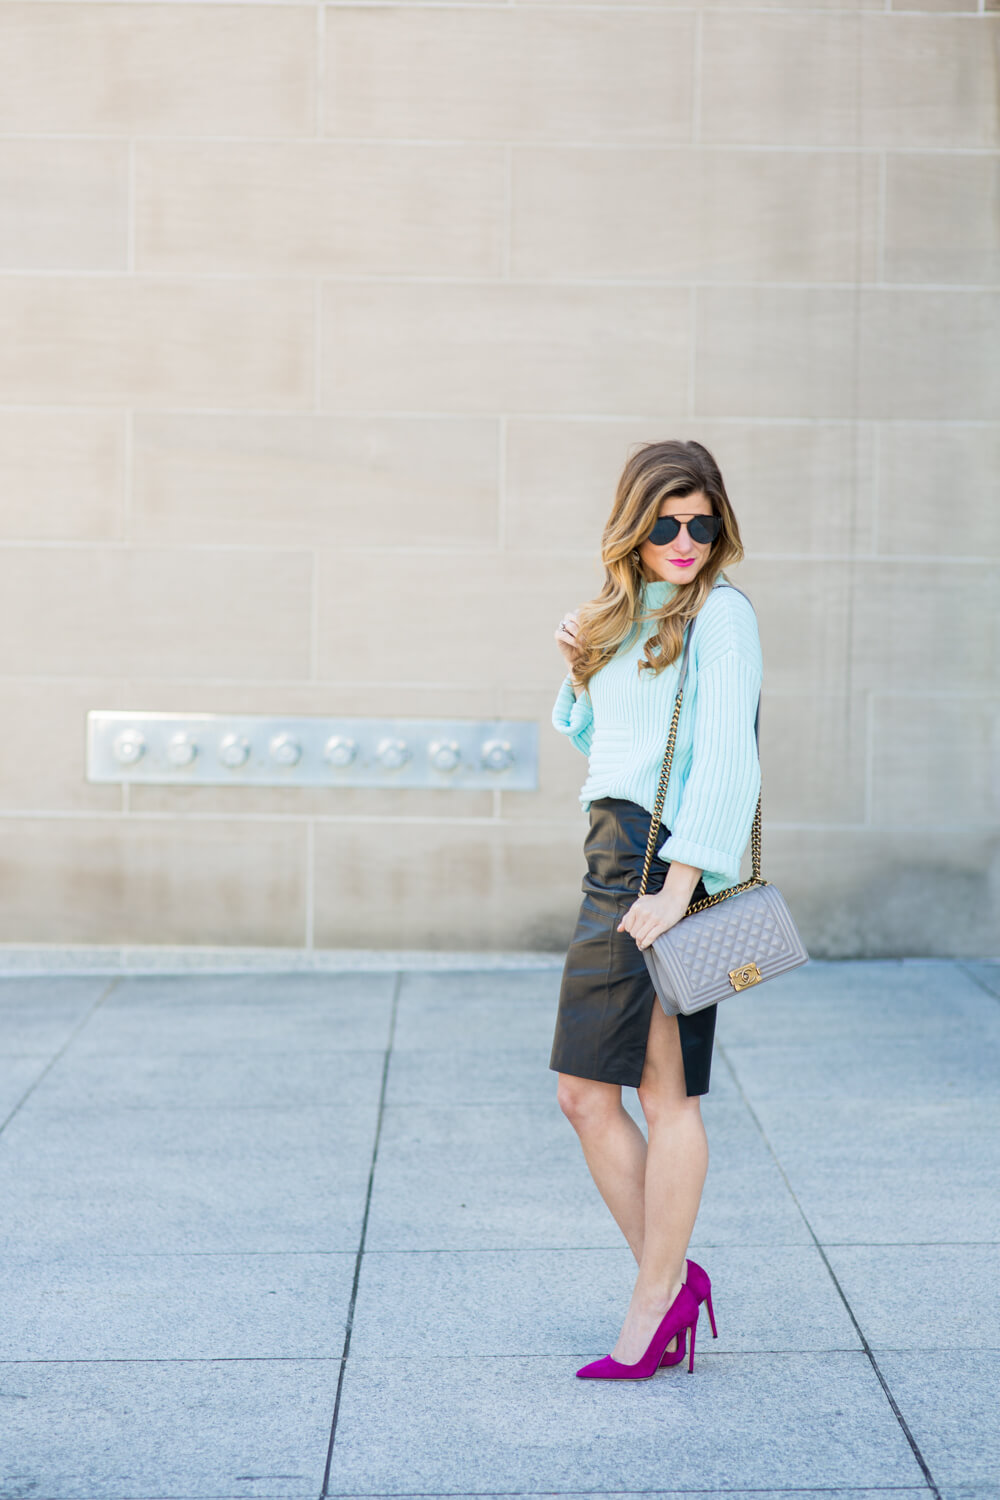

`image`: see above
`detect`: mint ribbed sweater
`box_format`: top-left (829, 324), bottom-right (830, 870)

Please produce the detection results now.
top-left (552, 578), bottom-right (763, 896)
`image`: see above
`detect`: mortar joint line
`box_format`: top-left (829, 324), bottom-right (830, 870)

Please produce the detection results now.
top-left (0, 977), bottom-right (122, 1141)
top-left (320, 969), bottom-right (402, 1497)
top-left (957, 961), bottom-right (1000, 1004)
top-left (717, 1039), bottom-right (943, 1500)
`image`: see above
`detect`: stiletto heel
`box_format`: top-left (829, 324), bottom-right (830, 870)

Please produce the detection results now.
top-left (659, 1258), bottom-right (717, 1367)
top-left (704, 1286), bottom-right (718, 1339)
top-left (687, 1315), bottom-right (696, 1372)
top-left (576, 1283), bottom-right (699, 1381)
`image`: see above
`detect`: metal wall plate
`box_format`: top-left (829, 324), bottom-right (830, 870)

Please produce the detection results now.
top-left (86, 712), bottom-right (539, 790)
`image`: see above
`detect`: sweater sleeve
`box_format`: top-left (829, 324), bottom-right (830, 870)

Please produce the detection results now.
top-left (552, 673), bottom-right (594, 756)
top-left (657, 598), bottom-right (762, 894)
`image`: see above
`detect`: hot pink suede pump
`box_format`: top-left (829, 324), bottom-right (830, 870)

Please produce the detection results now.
top-left (660, 1257), bottom-right (718, 1368)
top-left (576, 1282), bottom-right (699, 1380)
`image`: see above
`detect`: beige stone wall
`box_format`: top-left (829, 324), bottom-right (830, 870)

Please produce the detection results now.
top-left (0, 1), bottom-right (997, 958)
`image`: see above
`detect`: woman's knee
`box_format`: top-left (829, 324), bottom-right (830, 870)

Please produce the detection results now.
top-left (556, 1073), bottom-right (620, 1128)
top-left (637, 1078), bottom-right (702, 1129)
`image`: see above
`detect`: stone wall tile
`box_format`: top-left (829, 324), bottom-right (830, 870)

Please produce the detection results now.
top-left (0, 3), bottom-right (315, 136)
top-left (0, 141), bottom-right (127, 270)
top-left (0, 817), bottom-right (307, 946)
top-left (860, 15), bottom-right (1000, 148)
top-left (136, 142), bottom-right (505, 277)
top-left (325, 7), bottom-right (695, 144)
top-left (132, 414), bottom-right (499, 549)
top-left (316, 549), bottom-right (601, 689)
top-left (314, 817), bottom-right (582, 951)
top-left (511, 147), bottom-right (878, 283)
top-left (884, 155), bottom-right (1000, 285)
top-left (0, 412), bottom-right (124, 541)
top-left (321, 283), bottom-right (691, 416)
top-left (0, 278), bottom-right (314, 408)
top-left (0, 547), bottom-right (313, 681)
top-left (850, 561), bottom-right (997, 692)
top-left (858, 292), bottom-right (1000, 421)
top-left (700, 16), bottom-right (861, 147)
top-left (695, 289), bottom-right (859, 419)
top-left (871, 695), bottom-right (1000, 826)
top-left (877, 424), bottom-right (1000, 559)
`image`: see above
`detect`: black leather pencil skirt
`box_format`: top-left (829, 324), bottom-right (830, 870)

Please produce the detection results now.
top-left (549, 797), bottom-right (718, 1096)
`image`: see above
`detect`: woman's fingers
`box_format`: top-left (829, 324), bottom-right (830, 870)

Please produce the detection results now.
top-left (618, 899), bottom-right (674, 949)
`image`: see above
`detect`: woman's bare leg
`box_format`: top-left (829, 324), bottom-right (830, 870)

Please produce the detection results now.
top-left (556, 1074), bottom-right (648, 1260)
top-left (610, 1000), bottom-right (709, 1364)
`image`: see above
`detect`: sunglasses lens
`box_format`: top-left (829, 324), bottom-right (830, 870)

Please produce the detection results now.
top-left (648, 517), bottom-right (680, 545)
top-left (688, 515), bottom-right (721, 544)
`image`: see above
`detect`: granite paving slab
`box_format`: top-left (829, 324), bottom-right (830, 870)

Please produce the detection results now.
top-left (349, 1243), bottom-right (858, 1357)
top-left (743, 1096), bottom-right (1000, 1244)
top-left (0, 1250), bottom-right (356, 1360)
top-left (875, 1351), bottom-right (1000, 1492)
top-left (393, 967), bottom-right (561, 1052)
top-left (825, 1244), bottom-right (1000, 1351)
top-left (0, 975), bottom-right (114, 1054)
top-left (325, 1351), bottom-right (925, 1494)
top-left (716, 960), bottom-right (999, 1046)
top-left (320, 1493), bottom-right (934, 1500)
top-left (961, 961), bottom-right (1000, 1000)
top-left (385, 1043), bottom-right (742, 1108)
top-left (73, 973), bottom-right (395, 1055)
top-left (0, 1054), bottom-right (51, 1119)
top-left (23, 1046), bottom-right (386, 1112)
top-left (323, 1494), bottom-right (934, 1500)
top-left (720, 1031), bottom-right (1000, 1103)
top-left (0, 1358), bottom-right (336, 1500)
top-left (365, 1100), bottom-right (807, 1251)
top-left (0, 1101), bottom-right (380, 1255)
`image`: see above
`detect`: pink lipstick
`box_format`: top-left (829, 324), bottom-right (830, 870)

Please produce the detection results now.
top-left (669, 558), bottom-right (695, 568)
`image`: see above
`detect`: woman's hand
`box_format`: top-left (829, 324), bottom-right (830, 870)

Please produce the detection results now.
top-left (617, 888), bottom-right (689, 951)
top-left (554, 610), bottom-right (582, 683)
top-left (618, 859), bottom-right (703, 950)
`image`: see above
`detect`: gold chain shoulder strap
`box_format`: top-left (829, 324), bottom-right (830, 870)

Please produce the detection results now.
top-left (637, 583), bottom-right (764, 913)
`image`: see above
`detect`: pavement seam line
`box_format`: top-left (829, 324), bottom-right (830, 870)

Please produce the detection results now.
top-left (320, 969), bottom-right (402, 1499)
top-left (957, 960), bottom-right (1000, 1005)
top-left (0, 976), bottom-right (121, 1140)
top-left (717, 1040), bottom-right (943, 1500)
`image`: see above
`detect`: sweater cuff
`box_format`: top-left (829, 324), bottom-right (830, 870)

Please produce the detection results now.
top-left (656, 832), bottom-right (740, 890)
top-left (552, 673), bottom-right (592, 738)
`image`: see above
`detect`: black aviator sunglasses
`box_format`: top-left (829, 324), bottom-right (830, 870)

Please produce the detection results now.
top-left (646, 513), bottom-right (723, 547)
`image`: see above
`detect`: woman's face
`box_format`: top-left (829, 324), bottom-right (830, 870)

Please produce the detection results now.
top-left (638, 490), bottom-right (716, 585)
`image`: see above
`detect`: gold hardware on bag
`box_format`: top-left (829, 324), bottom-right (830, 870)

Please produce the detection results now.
top-left (728, 962), bottom-right (762, 991)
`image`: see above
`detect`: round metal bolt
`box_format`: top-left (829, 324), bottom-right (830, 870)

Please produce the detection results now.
top-left (166, 732), bottom-right (197, 768)
top-left (375, 736), bottom-right (409, 771)
top-left (269, 732), bottom-right (302, 767)
top-left (218, 733), bottom-right (251, 769)
top-left (324, 735), bottom-right (357, 769)
top-left (482, 738), bottom-right (514, 773)
top-left (112, 729), bottom-right (145, 766)
top-left (428, 739), bottom-right (461, 773)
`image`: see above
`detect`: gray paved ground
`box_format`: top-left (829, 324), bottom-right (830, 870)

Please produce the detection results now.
top-left (0, 958), bottom-right (998, 1500)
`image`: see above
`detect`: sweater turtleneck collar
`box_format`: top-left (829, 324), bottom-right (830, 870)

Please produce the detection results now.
top-left (640, 577), bottom-right (677, 610)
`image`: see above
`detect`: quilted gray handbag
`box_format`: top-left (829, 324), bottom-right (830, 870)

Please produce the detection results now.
top-left (639, 583), bottom-right (808, 1016)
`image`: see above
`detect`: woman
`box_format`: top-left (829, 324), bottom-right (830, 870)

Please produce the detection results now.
top-left (550, 439), bottom-right (762, 1381)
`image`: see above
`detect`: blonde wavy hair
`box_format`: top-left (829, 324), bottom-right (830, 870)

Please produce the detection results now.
top-left (571, 440), bottom-right (745, 691)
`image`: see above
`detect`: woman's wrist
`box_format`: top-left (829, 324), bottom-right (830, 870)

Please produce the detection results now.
top-left (660, 860), bottom-right (702, 908)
